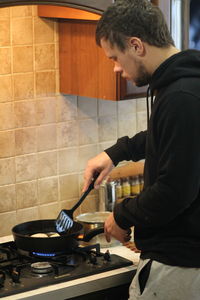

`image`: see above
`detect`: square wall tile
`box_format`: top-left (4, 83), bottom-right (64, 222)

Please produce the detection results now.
top-left (58, 148), bottom-right (79, 174)
top-left (14, 100), bottom-right (36, 127)
top-left (0, 75), bottom-right (13, 103)
top-left (98, 115), bottom-right (117, 143)
top-left (0, 102), bottom-right (14, 130)
top-left (36, 97), bottom-right (56, 124)
top-left (37, 124), bottom-right (57, 152)
top-left (37, 151), bottom-right (57, 178)
top-left (34, 17), bottom-right (55, 44)
top-left (55, 69), bottom-right (60, 94)
top-left (15, 154), bottom-right (37, 183)
top-left (80, 195), bottom-right (99, 214)
top-left (136, 98), bottom-right (146, 112)
top-left (16, 180), bottom-right (38, 209)
top-left (98, 99), bottom-right (117, 116)
top-left (0, 7), bottom-right (10, 18)
top-left (55, 42), bottom-right (59, 69)
top-left (59, 174), bottom-right (79, 201)
top-left (12, 17), bottom-right (33, 45)
top-left (35, 44), bottom-right (55, 71)
top-left (32, 5), bottom-right (38, 17)
top-left (0, 184), bottom-right (16, 213)
top-left (0, 130), bottom-right (15, 158)
top-left (56, 95), bottom-right (77, 122)
top-left (57, 121), bottom-right (78, 148)
top-left (0, 158), bottom-right (15, 185)
top-left (0, 211), bottom-right (17, 237)
top-left (16, 207), bottom-right (39, 224)
top-left (13, 73), bottom-right (34, 100)
top-left (36, 71), bottom-right (56, 97)
top-left (13, 46), bottom-right (33, 73)
top-left (11, 5), bottom-right (32, 17)
top-left (118, 99), bottom-right (136, 115)
top-left (118, 113), bottom-right (137, 138)
top-left (78, 118), bottom-right (98, 146)
top-left (38, 177), bottom-right (58, 204)
top-left (0, 19), bottom-right (10, 46)
top-left (15, 127), bottom-right (37, 155)
top-left (137, 111), bottom-right (147, 132)
top-left (39, 202), bottom-right (60, 220)
top-left (77, 97), bottom-right (97, 119)
top-left (0, 47), bottom-right (11, 74)
top-left (78, 144), bottom-right (98, 172)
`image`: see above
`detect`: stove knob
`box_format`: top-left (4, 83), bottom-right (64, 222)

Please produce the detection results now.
top-left (0, 272), bottom-right (5, 288)
top-left (11, 267), bottom-right (20, 283)
top-left (89, 253), bottom-right (97, 265)
top-left (103, 250), bottom-right (111, 262)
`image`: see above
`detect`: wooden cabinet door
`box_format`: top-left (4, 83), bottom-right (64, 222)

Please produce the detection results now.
top-left (39, 6), bottom-right (147, 101)
top-left (59, 20), bottom-right (118, 100)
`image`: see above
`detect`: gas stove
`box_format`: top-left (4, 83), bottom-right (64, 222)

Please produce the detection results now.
top-left (0, 241), bottom-right (134, 298)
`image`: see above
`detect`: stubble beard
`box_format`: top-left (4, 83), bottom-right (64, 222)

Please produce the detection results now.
top-left (135, 61), bottom-right (151, 87)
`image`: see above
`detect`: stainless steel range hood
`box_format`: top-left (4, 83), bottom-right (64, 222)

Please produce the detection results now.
top-left (0, 0), bottom-right (114, 14)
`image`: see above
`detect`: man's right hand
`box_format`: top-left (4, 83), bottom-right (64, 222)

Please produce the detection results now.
top-left (82, 151), bottom-right (114, 192)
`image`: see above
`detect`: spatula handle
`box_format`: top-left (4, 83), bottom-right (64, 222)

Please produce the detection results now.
top-left (71, 173), bottom-right (99, 213)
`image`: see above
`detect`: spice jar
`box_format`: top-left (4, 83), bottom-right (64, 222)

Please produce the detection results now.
top-left (131, 175), bottom-right (140, 195)
top-left (122, 177), bottom-right (131, 197)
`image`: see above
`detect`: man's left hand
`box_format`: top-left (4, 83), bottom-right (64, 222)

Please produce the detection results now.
top-left (104, 212), bottom-right (131, 243)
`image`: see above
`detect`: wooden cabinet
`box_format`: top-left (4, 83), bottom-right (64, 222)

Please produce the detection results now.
top-left (38, 5), bottom-right (146, 101)
top-left (59, 20), bottom-right (125, 100)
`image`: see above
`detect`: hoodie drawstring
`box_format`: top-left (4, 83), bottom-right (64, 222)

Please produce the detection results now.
top-left (146, 86), bottom-right (155, 129)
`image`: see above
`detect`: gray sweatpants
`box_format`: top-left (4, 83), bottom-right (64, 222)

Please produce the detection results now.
top-left (129, 259), bottom-right (200, 300)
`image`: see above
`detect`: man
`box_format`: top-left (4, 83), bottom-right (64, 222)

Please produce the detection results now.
top-left (83, 0), bottom-right (200, 299)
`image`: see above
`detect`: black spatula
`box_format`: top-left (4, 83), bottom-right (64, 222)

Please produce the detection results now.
top-left (55, 173), bottom-right (99, 234)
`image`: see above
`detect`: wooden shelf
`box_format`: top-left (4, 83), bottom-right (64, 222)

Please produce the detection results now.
top-left (109, 162), bottom-right (144, 180)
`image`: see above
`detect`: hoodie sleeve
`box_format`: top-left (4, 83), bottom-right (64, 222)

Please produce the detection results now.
top-left (104, 131), bottom-right (147, 166)
top-left (113, 91), bottom-right (200, 229)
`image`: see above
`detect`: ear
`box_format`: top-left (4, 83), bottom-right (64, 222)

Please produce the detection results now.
top-left (128, 37), bottom-right (145, 56)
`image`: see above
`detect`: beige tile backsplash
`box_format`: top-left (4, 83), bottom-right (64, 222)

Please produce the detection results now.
top-left (0, 47), bottom-right (11, 74)
top-left (0, 5), bottom-right (147, 237)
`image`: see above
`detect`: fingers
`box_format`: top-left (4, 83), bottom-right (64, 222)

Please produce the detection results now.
top-left (104, 213), bottom-right (132, 243)
top-left (104, 225), bottom-right (111, 243)
top-left (82, 152), bottom-right (114, 192)
top-left (93, 171), bottom-right (109, 189)
top-left (123, 241), bottom-right (141, 253)
top-left (124, 232), bottom-right (131, 242)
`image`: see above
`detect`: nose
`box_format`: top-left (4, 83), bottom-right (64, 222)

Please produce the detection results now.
top-left (113, 62), bottom-right (122, 74)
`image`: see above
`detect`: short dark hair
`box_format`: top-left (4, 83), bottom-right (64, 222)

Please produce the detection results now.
top-left (96, 0), bottom-right (174, 51)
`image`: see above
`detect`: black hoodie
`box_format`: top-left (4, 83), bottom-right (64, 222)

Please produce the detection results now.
top-left (105, 49), bottom-right (200, 267)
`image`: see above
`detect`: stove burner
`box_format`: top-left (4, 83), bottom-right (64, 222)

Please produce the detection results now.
top-left (32, 251), bottom-right (56, 257)
top-left (31, 262), bottom-right (53, 274)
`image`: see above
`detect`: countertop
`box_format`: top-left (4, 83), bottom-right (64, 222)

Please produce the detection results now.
top-left (0, 235), bottom-right (140, 300)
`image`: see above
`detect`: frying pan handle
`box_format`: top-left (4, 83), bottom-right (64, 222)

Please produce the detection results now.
top-left (71, 172), bottom-right (99, 213)
top-left (79, 227), bottom-right (104, 242)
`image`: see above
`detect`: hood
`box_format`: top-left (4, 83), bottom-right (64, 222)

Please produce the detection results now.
top-left (149, 49), bottom-right (200, 91)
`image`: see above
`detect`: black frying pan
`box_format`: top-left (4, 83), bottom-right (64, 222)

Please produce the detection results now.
top-left (12, 219), bottom-right (104, 253)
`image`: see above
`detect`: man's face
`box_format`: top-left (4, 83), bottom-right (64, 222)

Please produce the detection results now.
top-left (100, 38), bottom-right (151, 87)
